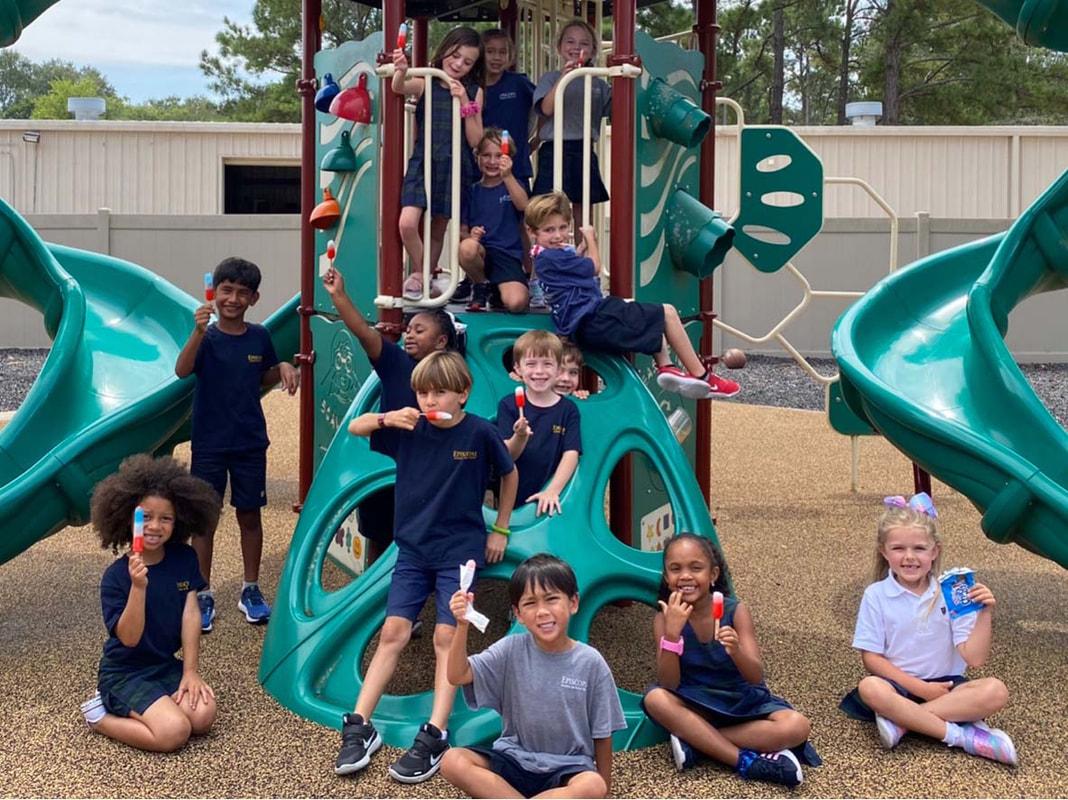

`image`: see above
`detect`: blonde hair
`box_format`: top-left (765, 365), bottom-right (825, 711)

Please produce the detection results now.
top-left (873, 506), bottom-right (943, 616)
top-left (411, 351), bottom-right (472, 395)
top-left (525, 192), bottom-right (572, 230)
top-left (556, 18), bottom-right (599, 62)
top-left (513, 330), bottom-right (563, 364)
top-left (477, 127), bottom-right (503, 153)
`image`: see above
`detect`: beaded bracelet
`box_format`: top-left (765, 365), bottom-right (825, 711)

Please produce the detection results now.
top-left (490, 523), bottom-right (511, 536)
top-left (460, 100), bottom-right (481, 119)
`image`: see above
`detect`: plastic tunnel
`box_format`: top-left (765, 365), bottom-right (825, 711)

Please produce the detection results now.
top-left (832, 171), bottom-right (1068, 568)
top-left (259, 314), bottom-right (719, 751)
top-left (0, 198), bottom-right (298, 565)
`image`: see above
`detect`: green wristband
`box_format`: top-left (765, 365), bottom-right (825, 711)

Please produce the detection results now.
top-left (490, 524), bottom-right (510, 537)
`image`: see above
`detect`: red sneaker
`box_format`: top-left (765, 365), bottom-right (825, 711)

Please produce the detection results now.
top-left (655, 365), bottom-right (710, 399)
top-left (704, 371), bottom-right (740, 398)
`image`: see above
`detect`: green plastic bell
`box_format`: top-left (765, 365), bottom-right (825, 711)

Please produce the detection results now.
top-left (665, 189), bottom-right (734, 279)
top-left (321, 130), bottom-right (357, 173)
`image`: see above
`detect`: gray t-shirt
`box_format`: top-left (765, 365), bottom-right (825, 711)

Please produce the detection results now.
top-left (463, 633), bottom-right (626, 774)
top-left (533, 70), bottom-right (612, 141)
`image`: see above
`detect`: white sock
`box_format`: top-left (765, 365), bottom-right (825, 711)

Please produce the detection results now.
top-left (81, 693), bottom-right (106, 725)
top-left (199, 588), bottom-right (214, 598)
top-left (943, 721), bottom-right (965, 748)
top-left (242, 581), bottom-right (258, 591)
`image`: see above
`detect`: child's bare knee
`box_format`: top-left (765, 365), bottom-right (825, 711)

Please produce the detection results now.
top-left (379, 618), bottom-right (412, 649)
top-left (662, 303), bottom-right (680, 322)
top-left (857, 675), bottom-right (893, 704)
top-left (440, 747), bottom-right (466, 778)
top-left (156, 714), bottom-right (193, 752)
top-left (433, 623), bottom-right (456, 650)
top-left (784, 710), bottom-right (811, 742)
top-left (189, 697), bottom-right (217, 735)
top-left (643, 687), bottom-right (673, 717)
top-left (458, 239), bottom-right (482, 263)
top-left (979, 677), bottom-right (1009, 708)
top-left (568, 771), bottom-right (607, 798)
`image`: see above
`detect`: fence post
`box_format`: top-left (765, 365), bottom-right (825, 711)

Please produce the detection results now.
top-left (915, 211), bottom-right (930, 261)
top-left (95, 207), bottom-right (111, 255)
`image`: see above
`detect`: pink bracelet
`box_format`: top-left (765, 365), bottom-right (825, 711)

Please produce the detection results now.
top-left (460, 101), bottom-right (481, 119)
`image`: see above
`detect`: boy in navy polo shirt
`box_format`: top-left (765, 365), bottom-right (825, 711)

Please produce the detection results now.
top-left (481, 29), bottom-right (534, 189)
top-left (175, 257), bottom-right (298, 632)
top-left (498, 331), bottom-right (581, 516)
top-left (459, 128), bottom-right (530, 312)
top-left (335, 351), bottom-right (518, 784)
top-left (524, 193), bottom-right (741, 400)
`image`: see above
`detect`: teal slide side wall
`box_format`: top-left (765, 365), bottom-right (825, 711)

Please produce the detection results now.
top-left (0, 0), bottom-right (58, 46)
top-left (975, 0), bottom-right (1068, 50)
top-left (832, 170), bottom-right (1068, 568)
top-left (0, 199), bottom-right (298, 565)
top-left (260, 314), bottom-right (718, 751)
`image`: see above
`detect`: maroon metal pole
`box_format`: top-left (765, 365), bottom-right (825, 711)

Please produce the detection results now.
top-left (607, 0), bottom-right (639, 545)
top-left (377, 1), bottom-right (407, 343)
top-left (913, 463), bottom-right (933, 496)
top-left (695, 0), bottom-right (720, 509)
top-left (296, 0), bottom-right (323, 508)
top-left (499, 0), bottom-right (518, 40)
top-left (413, 17), bottom-right (429, 66)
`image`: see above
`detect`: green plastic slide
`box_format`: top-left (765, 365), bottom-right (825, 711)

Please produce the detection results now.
top-left (259, 313), bottom-right (718, 750)
top-left (0, 199), bottom-right (298, 565)
top-left (832, 170), bottom-right (1068, 568)
top-left (0, 0), bottom-right (57, 45)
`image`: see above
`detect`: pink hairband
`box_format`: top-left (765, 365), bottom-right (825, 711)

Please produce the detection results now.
top-left (883, 492), bottom-right (938, 519)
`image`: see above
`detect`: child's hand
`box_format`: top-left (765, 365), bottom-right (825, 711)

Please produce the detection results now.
top-left (194, 303), bottom-right (213, 333)
top-left (448, 79), bottom-right (467, 100)
top-left (128, 552), bottom-right (148, 589)
top-left (500, 154), bottom-right (513, 177)
top-left (470, 226), bottom-right (486, 242)
top-left (512, 415), bottom-right (531, 440)
top-left (385, 408), bottom-right (420, 430)
top-left (449, 589), bottom-right (473, 623)
top-left (579, 225), bottom-right (596, 245)
top-left (485, 532), bottom-right (507, 563)
top-left (322, 267), bottom-right (346, 296)
top-left (915, 679), bottom-right (955, 701)
top-left (392, 48), bottom-right (409, 72)
top-left (716, 624), bottom-right (740, 656)
top-left (968, 582), bottom-right (996, 609)
top-left (175, 670), bottom-right (215, 711)
top-left (527, 489), bottom-right (562, 517)
top-left (657, 590), bottom-right (692, 639)
top-left (573, 389), bottom-right (590, 400)
top-left (278, 362), bottom-right (300, 395)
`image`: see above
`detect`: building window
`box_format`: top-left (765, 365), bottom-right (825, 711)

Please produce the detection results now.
top-left (224, 164), bottom-right (301, 214)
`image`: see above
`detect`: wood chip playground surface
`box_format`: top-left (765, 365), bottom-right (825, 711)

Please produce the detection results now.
top-left (1, 393), bottom-right (1065, 798)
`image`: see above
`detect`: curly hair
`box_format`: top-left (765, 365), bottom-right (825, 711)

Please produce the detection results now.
top-left (658, 532), bottom-right (733, 602)
top-left (91, 454), bottom-right (221, 553)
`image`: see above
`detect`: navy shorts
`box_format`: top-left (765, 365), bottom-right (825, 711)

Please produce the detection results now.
top-left (576, 297), bottom-right (665, 356)
top-left (468, 747), bottom-right (587, 798)
top-left (356, 488), bottom-right (395, 547)
top-left (191, 448), bottom-right (267, 510)
top-left (485, 246), bottom-right (528, 287)
top-left (839, 674), bottom-right (968, 721)
top-left (386, 558), bottom-right (470, 625)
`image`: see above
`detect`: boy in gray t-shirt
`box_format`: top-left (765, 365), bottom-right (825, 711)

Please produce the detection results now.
top-left (442, 554), bottom-right (626, 798)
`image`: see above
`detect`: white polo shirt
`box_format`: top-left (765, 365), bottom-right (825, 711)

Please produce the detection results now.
top-left (852, 573), bottom-right (977, 679)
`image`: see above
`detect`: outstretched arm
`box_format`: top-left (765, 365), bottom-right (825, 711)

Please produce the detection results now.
top-left (323, 268), bottom-right (383, 361)
top-left (174, 304), bottom-right (212, 378)
top-left (446, 591), bottom-right (475, 686)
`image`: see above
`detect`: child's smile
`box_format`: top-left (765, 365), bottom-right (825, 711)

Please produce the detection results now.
top-left (664, 538), bottom-right (718, 605)
top-left (515, 583), bottom-right (577, 652)
top-left (138, 495), bottom-right (175, 560)
top-left (882, 525), bottom-right (939, 593)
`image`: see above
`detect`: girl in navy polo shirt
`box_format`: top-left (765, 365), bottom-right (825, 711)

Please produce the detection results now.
top-left (80, 455), bottom-right (220, 752)
top-left (839, 495), bottom-right (1017, 764)
top-left (480, 29), bottom-right (535, 190)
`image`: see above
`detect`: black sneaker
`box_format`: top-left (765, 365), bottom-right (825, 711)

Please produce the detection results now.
top-left (466, 282), bottom-right (491, 312)
top-left (737, 748), bottom-right (803, 787)
top-left (452, 278), bottom-right (472, 302)
top-left (335, 713), bottom-right (382, 775)
top-left (388, 722), bottom-right (449, 784)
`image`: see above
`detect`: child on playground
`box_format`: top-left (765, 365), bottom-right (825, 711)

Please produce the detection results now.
top-left (393, 26), bottom-right (485, 300)
top-left (498, 331), bottom-right (581, 516)
top-left (441, 553), bottom-right (626, 798)
top-left (323, 266), bottom-right (458, 564)
top-left (174, 257), bottom-right (299, 632)
top-left (532, 19), bottom-right (610, 205)
top-left (481, 29), bottom-right (535, 190)
top-left (643, 533), bottom-right (819, 787)
top-left (80, 454), bottom-right (221, 752)
top-left (555, 341), bottom-right (590, 399)
top-left (525, 192), bottom-right (740, 399)
top-left (458, 128), bottom-right (530, 312)
top-left (335, 351), bottom-right (518, 783)
top-left (839, 494), bottom-right (1017, 764)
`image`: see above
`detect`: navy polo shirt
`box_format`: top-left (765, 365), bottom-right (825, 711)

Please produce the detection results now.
top-left (372, 339), bottom-right (418, 412)
top-left (463, 181), bottom-right (525, 261)
top-left (191, 324), bottom-right (278, 453)
top-left (497, 394), bottom-right (582, 504)
top-left (532, 248), bottom-right (603, 337)
top-left (375, 414), bottom-right (514, 569)
top-left (100, 542), bottom-right (205, 667)
top-left (483, 71), bottom-right (535, 181)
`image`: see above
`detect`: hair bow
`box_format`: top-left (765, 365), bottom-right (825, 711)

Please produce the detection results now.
top-left (883, 492), bottom-right (938, 518)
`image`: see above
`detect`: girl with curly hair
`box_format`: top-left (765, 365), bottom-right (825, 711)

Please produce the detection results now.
top-left (80, 454), bottom-right (221, 752)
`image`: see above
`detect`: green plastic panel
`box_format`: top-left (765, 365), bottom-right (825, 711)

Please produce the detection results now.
top-left (259, 314), bottom-right (720, 750)
top-left (0, 198), bottom-right (298, 566)
top-left (832, 169), bottom-right (1068, 568)
top-left (976, 0), bottom-right (1068, 50)
top-left (733, 127), bottom-right (823, 274)
top-left (0, 0), bottom-right (56, 46)
top-left (310, 316), bottom-right (374, 472)
top-left (826, 380), bottom-right (877, 437)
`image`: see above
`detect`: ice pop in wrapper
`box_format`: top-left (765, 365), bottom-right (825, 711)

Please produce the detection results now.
top-left (500, 130), bottom-right (511, 157)
top-left (712, 591), bottom-right (724, 638)
top-left (203, 272), bottom-right (214, 302)
top-left (515, 386), bottom-right (525, 417)
top-left (397, 22), bottom-right (408, 49)
top-left (132, 506), bottom-right (145, 554)
top-left (459, 559), bottom-right (489, 632)
top-left (423, 410), bottom-right (453, 421)
top-left (326, 239), bottom-right (336, 263)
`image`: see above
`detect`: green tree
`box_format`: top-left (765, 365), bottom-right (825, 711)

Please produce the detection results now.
top-left (1, 53), bottom-right (119, 119)
top-left (30, 74), bottom-right (125, 119)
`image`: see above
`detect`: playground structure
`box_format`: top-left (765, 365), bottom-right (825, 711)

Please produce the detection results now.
top-left (0, 0), bottom-right (1067, 758)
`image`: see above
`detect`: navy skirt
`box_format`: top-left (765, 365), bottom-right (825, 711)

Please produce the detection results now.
top-left (98, 657), bottom-right (184, 717)
top-left (839, 674), bottom-right (968, 721)
top-left (532, 140), bottom-right (609, 205)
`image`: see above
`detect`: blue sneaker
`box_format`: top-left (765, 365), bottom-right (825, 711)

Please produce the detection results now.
top-left (238, 584), bottom-right (271, 624)
top-left (198, 592), bottom-right (216, 633)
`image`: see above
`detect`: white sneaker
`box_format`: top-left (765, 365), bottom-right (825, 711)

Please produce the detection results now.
top-left (876, 714), bottom-right (906, 749)
top-left (80, 691), bottom-right (106, 725)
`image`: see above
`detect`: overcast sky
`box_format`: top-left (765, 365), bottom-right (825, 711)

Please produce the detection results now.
top-left (11, 0), bottom-right (259, 102)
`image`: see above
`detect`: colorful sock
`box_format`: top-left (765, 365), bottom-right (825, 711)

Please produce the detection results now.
top-left (943, 721), bottom-right (965, 748)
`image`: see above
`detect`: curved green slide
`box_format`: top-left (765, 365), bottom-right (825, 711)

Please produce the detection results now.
top-left (832, 170), bottom-right (1068, 568)
top-left (0, 198), bottom-right (298, 565)
top-left (0, 0), bottom-right (57, 46)
top-left (259, 313), bottom-right (718, 750)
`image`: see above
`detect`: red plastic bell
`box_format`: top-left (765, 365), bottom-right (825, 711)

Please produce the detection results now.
top-left (309, 188), bottom-right (340, 229)
top-left (329, 73), bottom-right (372, 124)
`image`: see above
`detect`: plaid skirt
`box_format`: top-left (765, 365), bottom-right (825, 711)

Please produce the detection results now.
top-left (98, 656), bottom-right (184, 717)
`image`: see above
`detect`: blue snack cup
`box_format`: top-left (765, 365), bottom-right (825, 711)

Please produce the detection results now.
top-left (938, 568), bottom-right (984, 619)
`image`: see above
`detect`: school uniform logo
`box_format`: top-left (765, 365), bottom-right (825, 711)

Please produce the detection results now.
top-left (453, 450), bottom-right (479, 460)
top-left (248, 354), bottom-right (263, 363)
top-left (552, 424), bottom-right (566, 435)
top-left (560, 676), bottom-right (588, 692)
top-left (176, 581), bottom-right (190, 592)
top-left (498, 91), bottom-right (517, 100)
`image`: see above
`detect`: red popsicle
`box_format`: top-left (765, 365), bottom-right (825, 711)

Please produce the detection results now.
top-left (500, 130), bottom-right (511, 157)
top-left (326, 239), bottom-right (336, 263)
top-left (514, 386), bottom-right (525, 418)
top-left (712, 590), bottom-right (724, 638)
top-left (397, 22), bottom-right (408, 50)
top-left (132, 506), bottom-right (145, 554)
top-left (423, 410), bottom-right (453, 421)
top-left (204, 272), bottom-right (214, 302)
